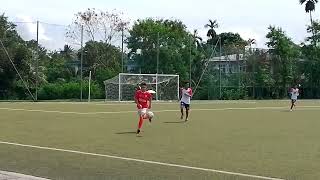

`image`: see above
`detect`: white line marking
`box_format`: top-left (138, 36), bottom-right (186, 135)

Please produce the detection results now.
top-left (0, 107), bottom-right (136, 115)
top-left (0, 101), bottom-right (258, 105)
top-left (0, 140), bottom-right (285, 180)
top-left (1, 106), bottom-right (320, 115)
top-left (0, 171), bottom-right (49, 180)
top-left (94, 101), bottom-right (258, 106)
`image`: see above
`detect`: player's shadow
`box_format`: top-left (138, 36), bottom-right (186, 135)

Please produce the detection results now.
top-left (115, 131), bottom-right (137, 135)
top-left (280, 109), bottom-right (293, 112)
top-left (163, 121), bottom-right (185, 124)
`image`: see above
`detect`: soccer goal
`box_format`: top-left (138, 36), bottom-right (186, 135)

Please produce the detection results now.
top-left (104, 73), bottom-right (179, 101)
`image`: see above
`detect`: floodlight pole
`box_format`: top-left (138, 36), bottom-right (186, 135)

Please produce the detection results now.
top-left (118, 73), bottom-right (121, 101)
top-left (121, 25), bottom-right (124, 73)
top-left (219, 38), bottom-right (222, 100)
top-left (35, 21), bottom-right (39, 101)
top-left (189, 35), bottom-right (192, 88)
top-left (156, 32), bottom-right (160, 101)
top-left (80, 25), bottom-right (84, 101)
top-left (88, 71), bottom-right (91, 102)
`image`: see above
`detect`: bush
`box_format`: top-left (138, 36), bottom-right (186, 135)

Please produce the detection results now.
top-left (221, 87), bottom-right (248, 100)
top-left (38, 81), bottom-right (103, 100)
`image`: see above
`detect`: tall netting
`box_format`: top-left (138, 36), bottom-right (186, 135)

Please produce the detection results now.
top-left (104, 73), bottom-right (179, 101)
top-left (195, 45), bottom-right (312, 100)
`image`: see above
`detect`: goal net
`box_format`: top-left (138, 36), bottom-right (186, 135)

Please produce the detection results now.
top-left (104, 73), bottom-right (179, 101)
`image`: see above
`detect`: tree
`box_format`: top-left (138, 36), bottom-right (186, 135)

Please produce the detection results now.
top-left (0, 14), bottom-right (33, 99)
top-left (60, 45), bottom-right (75, 60)
top-left (301, 20), bottom-right (320, 98)
top-left (247, 38), bottom-right (256, 48)
top-left (45, 51), bottom-right (74, 83)
top-left (81, 41), bottom-right (121, 78)
top-left (25, 40), bottom-right (49, 86)
top-left (205, 20), bottom-right (219, 40)
top-left (299, 0), bottom-right (318, 26)
top-left (266, 26), bottom-right (300, 97)
top-left (192, 29), bottom-right (203, 49)
top-left (218, 32), bottom-right (247, 54)
top-left (306, 20), bottom-right (320, 45)
top-left (67, 8), bottom-right (129, 45)
top-left (204, 19), bottom-right (219, 47)
top-left (127, 18), bottom-right (192, 80)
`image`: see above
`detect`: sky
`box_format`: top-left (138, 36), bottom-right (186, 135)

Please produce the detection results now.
top-left (1, 0), bottom-right (320, 49)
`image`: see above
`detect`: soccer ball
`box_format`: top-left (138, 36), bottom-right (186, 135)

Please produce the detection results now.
top-left (147, 111), bottom-right (154, 119)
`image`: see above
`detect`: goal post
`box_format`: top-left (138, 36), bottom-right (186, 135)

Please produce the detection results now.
top-left (104, 73), bottom-right (180, 101)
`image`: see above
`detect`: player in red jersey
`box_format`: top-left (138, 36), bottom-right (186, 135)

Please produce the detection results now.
top-left (134, 82), bottom-right (153, 135)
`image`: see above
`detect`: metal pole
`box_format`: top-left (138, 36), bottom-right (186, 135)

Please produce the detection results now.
top-left (157, 32), bottom-right (160, 74)
top-left (118, 74), bottom-right (121, 101)
top-left (155, 74), bottom-right (158, 101)
top-left (189, 35), bottom-right (192, 88)
top-left (88, 71), bottom-right (91, 102)
top-left (36, 21), bottom-right (39, 101)
top-left (105, 82), bottom-right (107, 102)
top-left (156, 32), bottom-right (160, 101)
top-left (80, 25), bottom-right (84, 101)
top-left (121, 26), bottom-right (124, 72)
top-left (177, 75), bottom-right (180, 100)
top-left (252, 46), bottom-right (255, 99)
top-left (238, 49), bottom-right (241, 92)
top-left (219, 37), bottom-right (222, 99)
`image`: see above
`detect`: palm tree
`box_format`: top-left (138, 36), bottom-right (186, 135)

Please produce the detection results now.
top-left (192, 29), bottom-right (203, 49)
top-left (60, 44), bottom-right (74, 60)
top-left (247, 38), bottom-right (256, 49)
top-left (299, 0), bottom-right (318, 25)
top-left (204, 19), bottom-right (219, 46)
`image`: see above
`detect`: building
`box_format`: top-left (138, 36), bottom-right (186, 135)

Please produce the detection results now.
top-left (208, 53), bottom-right (246, 74)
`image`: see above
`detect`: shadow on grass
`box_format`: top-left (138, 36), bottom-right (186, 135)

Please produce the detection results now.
top-left (115, 131), bottom-right (137, 135)
top-left (280, 109), bottom-right (293, 112)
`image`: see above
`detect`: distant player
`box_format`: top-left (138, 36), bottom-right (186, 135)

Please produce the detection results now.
top-left (290, 85), bottom-right (299, 111)
top-left (134, 82), bottom-right (153, 135)
top-left (180, 82), bottom-right (192, 121)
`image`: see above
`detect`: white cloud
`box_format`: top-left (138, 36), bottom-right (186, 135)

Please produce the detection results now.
top-left (15, 15), bottom-right (51, 41)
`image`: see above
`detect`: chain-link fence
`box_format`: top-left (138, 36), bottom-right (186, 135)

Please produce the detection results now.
top-left (194, 46), bottom-right (319, 100)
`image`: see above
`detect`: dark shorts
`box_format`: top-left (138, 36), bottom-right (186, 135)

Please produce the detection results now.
top-left (291, 99), bottom-right (297, 103)
top-left (180, 102), bottom-right (190, 109)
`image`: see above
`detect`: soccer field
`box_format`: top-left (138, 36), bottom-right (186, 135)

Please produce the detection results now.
top-left (0, 100), bottom-right (320, 180)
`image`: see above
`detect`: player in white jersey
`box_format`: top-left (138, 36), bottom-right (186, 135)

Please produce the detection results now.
top-left (180, 82), bottom-right (193, 121)
top-left (290, 85), bottom-right (299, 111)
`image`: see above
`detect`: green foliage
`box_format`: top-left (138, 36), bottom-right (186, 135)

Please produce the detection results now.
top-left (266, 26), bottom-right (300, 97)
top-left (299, 0), bottom-right (318, 13)
top-left (209, 32), bottom-right (247, 50)
top-left (81, 41), bottom-right (121, 77)
top-left (38, 81), bottom-right (103, 100)
top-left (221, 87), bottom-right (247, 100)
top-left (0, 14), bottom-right (32, 98)
top-left (45, 52), bottom-right (74, 83)
top-left (95, 67), bottom-right (118, 87)
top-left (205, 19), bottom-right (219, 40)
top-left (127, 18), bottom-right (192, 81)
top-left (306, 20), bottom-right (320, 44)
